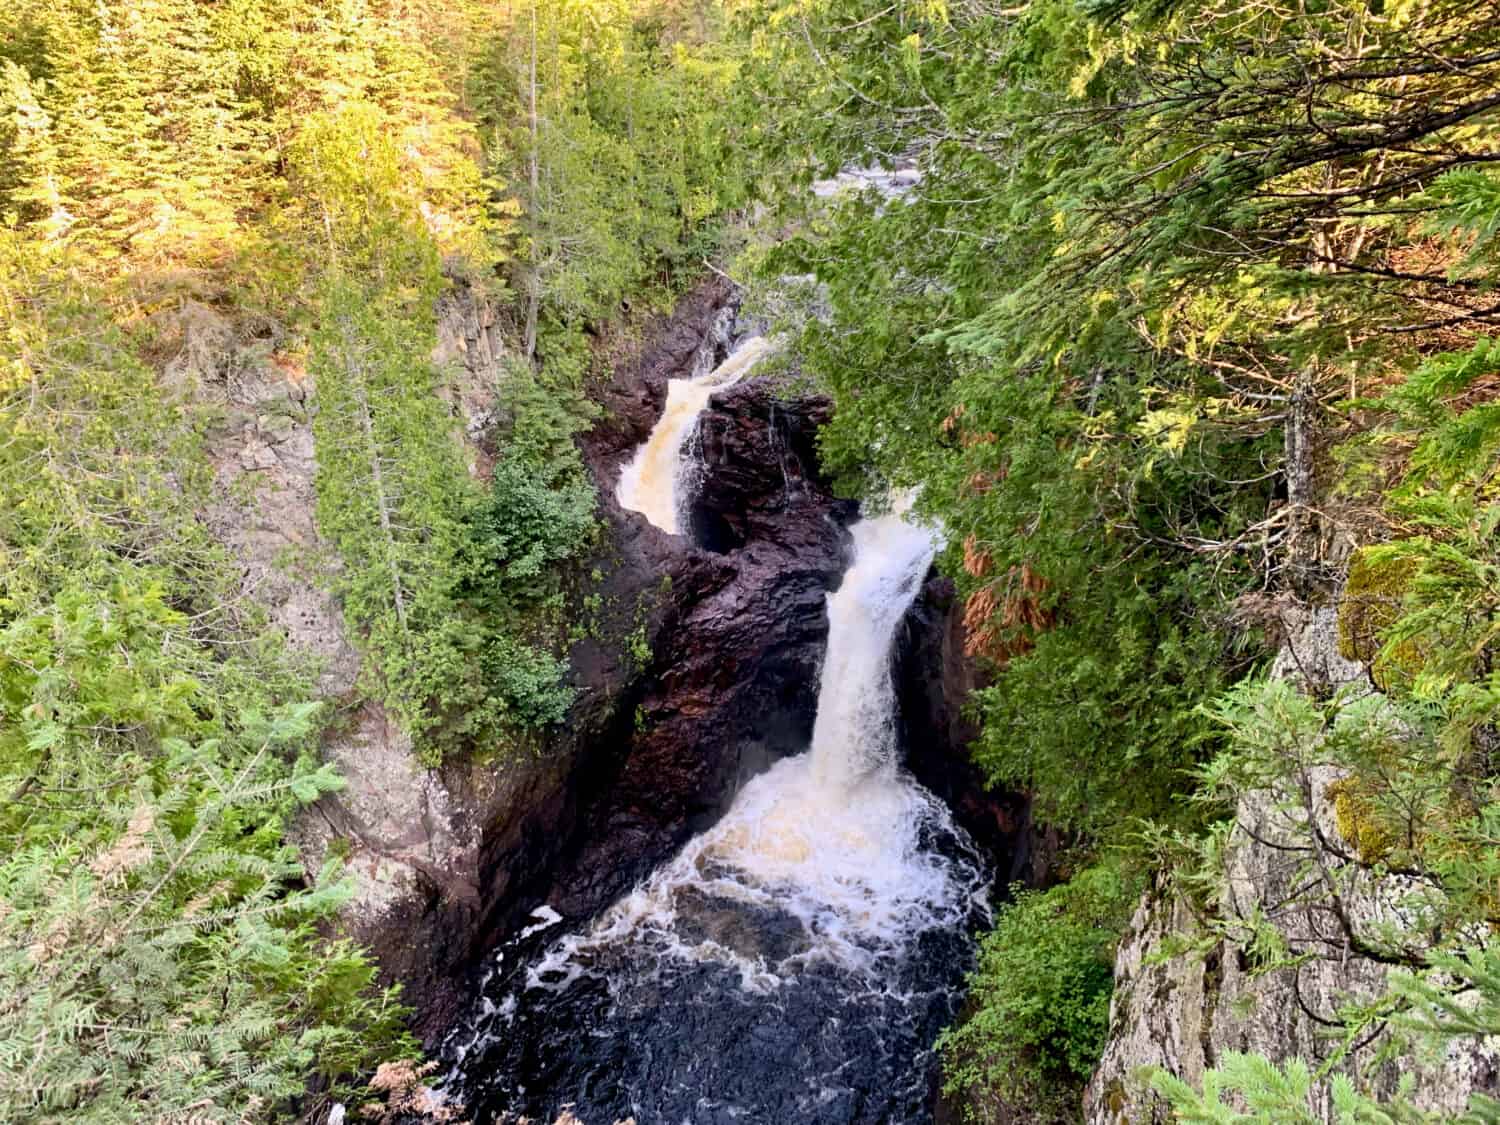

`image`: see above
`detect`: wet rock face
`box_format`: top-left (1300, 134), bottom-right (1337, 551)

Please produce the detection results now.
top-left (456, 286), bottom-right (1040, 1051)
top-left (513, 303), bottom-right (858, 926)
top-left (895, 577), bottom-right (1048, 888)
top-left (335, 277), bottom-right (860, 1040)
top-left (581, 278), bottom-right (736, 470)
top-left (687, 382), bottom-right (842, 553)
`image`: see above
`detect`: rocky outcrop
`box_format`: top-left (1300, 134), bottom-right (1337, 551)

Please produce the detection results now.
top-left (1085, 605), bottom-right (1498, 1122)
top-left (174, 266), bottom-right (1016, 1055)
top-left (895, 576), bottom-right (1052, 887)
top-left (168, 281), bottom-right (525, 1038)
top-left (494, 305), bottom-right (857, 929)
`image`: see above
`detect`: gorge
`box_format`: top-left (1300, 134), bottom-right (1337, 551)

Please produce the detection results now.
top-left (428, 290), bottom-right (1010, 1123)
top-left (7, 3), bottom-right (1500, 1122)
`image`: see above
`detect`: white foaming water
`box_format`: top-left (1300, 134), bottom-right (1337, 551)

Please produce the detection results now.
top-left (811, 499), bottom-right (939, 790)
top-left (523, 500), bottom-right (982, 992)
top-left (811, 164), bottom-right (921, 201)
top-left (615, 334), bottom-right (776, 533)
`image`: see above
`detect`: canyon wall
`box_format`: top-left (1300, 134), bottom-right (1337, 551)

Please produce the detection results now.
top-left (1085, 605), bottom-right (1499, 1122)
top-left (182, 273), bottom-right (1008, 1046)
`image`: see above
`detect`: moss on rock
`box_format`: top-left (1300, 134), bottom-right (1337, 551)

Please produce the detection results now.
top-left (1337, 549), bottom-right (1422, 690)
top-left (1325, 776), bottom-right (1399, 865)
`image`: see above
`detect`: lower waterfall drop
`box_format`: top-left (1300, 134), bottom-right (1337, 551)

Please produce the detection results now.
top-left (444, 503), bottom-right (990, 1124)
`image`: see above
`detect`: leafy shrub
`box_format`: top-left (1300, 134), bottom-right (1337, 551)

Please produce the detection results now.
top-left (471, 458), bottom-right (596, 584)
top-left (482, 634), bottom-right (575, 728)
top-left (938, 862), bottom-right (1140, 1124)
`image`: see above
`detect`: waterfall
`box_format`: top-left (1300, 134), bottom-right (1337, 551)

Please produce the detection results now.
top-left (443, 498), bottom-right (988, 1123)
top-left (516, 500), bottom-right (961, 986)
top-left (616, 334), bottom-right (775, 533)
top-left (810, 496), bottom-right (937, 789)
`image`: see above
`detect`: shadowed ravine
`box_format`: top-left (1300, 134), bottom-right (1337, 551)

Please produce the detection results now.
top-left (436, 340), bottom-right (992, 1123)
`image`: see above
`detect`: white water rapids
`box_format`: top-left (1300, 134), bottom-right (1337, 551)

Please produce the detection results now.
top-left (616, 333), bottom-right (776, 534)
top-left (519, 500), bottom-right (980, 994)
top-left (444, 489), bottom-right (988, 1122)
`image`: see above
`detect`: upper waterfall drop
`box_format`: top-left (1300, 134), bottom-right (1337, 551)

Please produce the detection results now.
top-left (616, 333), bottom-right (776, 533)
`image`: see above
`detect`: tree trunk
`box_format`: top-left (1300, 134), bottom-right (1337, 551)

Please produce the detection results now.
top-left (345, 325), bottom-right (409, 635)
top-left (523, 0), bottom-right (541, 363)
top-left (1283, 368), bottom-right (1319, 597)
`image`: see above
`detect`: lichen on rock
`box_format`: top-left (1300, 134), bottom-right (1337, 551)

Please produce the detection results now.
top-left (1084, 604), bottom-right (1498, 1124)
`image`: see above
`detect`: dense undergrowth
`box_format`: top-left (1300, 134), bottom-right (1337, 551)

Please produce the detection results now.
top-left (739, 0), bottom-right (1500, 1118)
top-left (0, 0), bottom-right (747, 1118)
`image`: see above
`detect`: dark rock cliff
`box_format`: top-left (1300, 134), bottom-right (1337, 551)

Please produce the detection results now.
top-left (267, 274), bottom-right (1023, 1048)
top-left (508, 300), bottom-right (858, 931)
top-left (895, 576), bottom-right (1051, 889)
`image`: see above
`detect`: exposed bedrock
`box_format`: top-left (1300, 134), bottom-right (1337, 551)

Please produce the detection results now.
top-left (895, 576), bottom-right (1054, 888)
top-left (1083, 606), bottom-right (1499, 1123)
top-left (321, 276), bottom-right (1027, 1046)
top-left (538, 376), bottom-right (858, 924)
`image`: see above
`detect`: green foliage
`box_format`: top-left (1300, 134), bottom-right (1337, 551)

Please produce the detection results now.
top-left (1372, 338), bottom-right (1500, 492)
top-left (1153, 947), bottom-right (1500, 1122)
top-left (626, 623), bottom-right (653, 670)
top-left (500, 351), bottom-right (602, 469)
top-left (0, 0), bottom-right (748, 761)
top-left (472, 458), bottom-right (597, 585)
top-left (0, 251), bottom-right (413, 1120)
top-left (947, 370), bottom-right (1247, 833)
top-left (460, 450), bottom-right (598, 732)
top-left (0, 587), bottom-right (414, 1122)
top-left (741, 0), bottom-right (1500, 834)
top-left (479, 634), bottom-right (576, 728)
top-left (295, 103), bottom-right (603, 762)
top-left (743, 0), bottom-right (1295, 842)
top-left (471, 0), bottom-right (751, 355)
top-left (0, 0), bottom-right (505, 265)
top-left (0, 234), bottom-right (216, 613)
top-left (938, 863), bottom-right (1141, 1124)
top-left (0, 0), bottom-right (750, 1117)
top-left (300, 125), bottom-right (466, 748)
top-left (1349, 334), bottom-right (1500, 733)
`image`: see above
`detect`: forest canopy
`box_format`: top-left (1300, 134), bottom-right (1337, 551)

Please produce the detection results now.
top-left (5, 0), bottom-right (1500, 1119)
top-left (0, 1), bottom-right (746, 1119)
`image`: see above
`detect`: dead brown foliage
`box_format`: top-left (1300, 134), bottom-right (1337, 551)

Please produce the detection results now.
top-left (962, 563), bottom-right (1055, 665)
